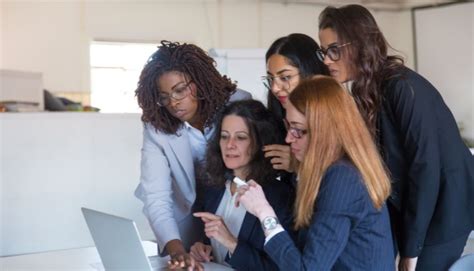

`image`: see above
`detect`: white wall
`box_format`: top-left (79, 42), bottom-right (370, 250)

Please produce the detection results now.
top-left (0, 113), bottom-right (153, 256)
top-left (0, 1), bottom-right (89, 93)
top-left (373, 10), bottom-right (414, 69)
top-left (415, 3), bottom-right (474, 140)
top-left (0, 0), bottom-right (414, 94)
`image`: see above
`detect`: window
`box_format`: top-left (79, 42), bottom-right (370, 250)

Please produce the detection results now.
top-left (90, 41), bottom-right (157, 113)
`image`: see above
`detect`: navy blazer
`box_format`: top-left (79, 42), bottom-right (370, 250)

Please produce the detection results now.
top-left (264, 160), bottom-right (395, 271)
top-left (193, 178), bottom-right (294, 271)
top-left (378, 67), bottom-right (474, 257)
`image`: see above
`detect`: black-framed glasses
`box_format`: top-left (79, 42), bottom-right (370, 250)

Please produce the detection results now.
top-left (283, 119), bottom-right (307, 139)
top-left (261, 73), bottom-right (299, 91)
top-left (316, 42), bottom-right (351, 62)
top-left (156, 81), bottom-right (192, 107)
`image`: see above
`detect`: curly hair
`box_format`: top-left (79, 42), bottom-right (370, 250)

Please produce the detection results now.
top-left (135, 41), bottom-right (237, 134)
top-left (265, 33), bottom-right (328, 120)
top-left (319, 5), bottom-right (404, 135)
top-left (205, 100), bottom-right (286, 188)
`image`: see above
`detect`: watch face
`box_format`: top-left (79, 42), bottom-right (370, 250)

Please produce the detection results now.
top-left (263, 216), bottom-right (278, 230)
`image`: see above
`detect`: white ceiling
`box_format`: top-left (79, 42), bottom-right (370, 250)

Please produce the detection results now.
top-left (262, 0), bottom-right (461, 11)
top-left (131, 0), bottom-right (463, 11)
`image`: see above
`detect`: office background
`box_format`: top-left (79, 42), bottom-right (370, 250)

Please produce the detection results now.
top-left (1, 0), bottom-right (473, 257)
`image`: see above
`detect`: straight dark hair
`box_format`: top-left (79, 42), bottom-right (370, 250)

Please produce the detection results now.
top-left (265, 33), bottom-right (328, 120)
top-left (319, 5), bottom-right (404, 134)
top-left (205, 100), bottom-right (286, 187)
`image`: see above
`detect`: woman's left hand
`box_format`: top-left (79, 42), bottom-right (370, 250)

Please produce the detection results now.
top-left (263, 144), bottom-right (295, 172)
top-left (193, 212), bottom-right (238, 253)
top-left (235, 180), bottom-right (275, 220)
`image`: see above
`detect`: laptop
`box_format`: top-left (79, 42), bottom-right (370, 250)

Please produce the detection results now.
top-left (81, 207), bottom-right (165, 271)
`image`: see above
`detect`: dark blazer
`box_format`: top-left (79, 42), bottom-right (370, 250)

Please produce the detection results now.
top-left (264, 160), bottom-right (395, 271)
top-left (193, 178), bottom-right (294, 271)
top-left (378, 67), bottom-right (474, 257)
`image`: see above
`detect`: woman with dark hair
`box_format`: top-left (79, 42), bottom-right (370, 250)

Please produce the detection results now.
top-left (262, 33), bottom-right (328, 173)
top-left (318, 5), bottom-right (474, 271)
top-left (191, 100), bottom-right (292, 270)
top-left (237, 76), bottom-right (394, 270)
top-left (134, 40), bottom-right (251, 270)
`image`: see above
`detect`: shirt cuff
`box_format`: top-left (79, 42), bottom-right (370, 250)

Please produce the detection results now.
top-left (264, 225), bottom-right (284, 245)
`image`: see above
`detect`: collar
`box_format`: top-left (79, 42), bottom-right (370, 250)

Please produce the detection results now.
top-left (342, 80), bottom-right (354, 94)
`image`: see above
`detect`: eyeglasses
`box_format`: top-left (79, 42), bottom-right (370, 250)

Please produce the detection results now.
top-left (156, 81), bottom-right (192, 107)
top-left (261, 73), bottom-right (299, 91)
top-left (316, 42), bottom-right (351, 62)
top-left (283, 119), bottom-right (307, 139)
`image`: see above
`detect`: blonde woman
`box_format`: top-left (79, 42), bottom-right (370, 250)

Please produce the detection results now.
top-left (237, 76), bottom-right (394, 270)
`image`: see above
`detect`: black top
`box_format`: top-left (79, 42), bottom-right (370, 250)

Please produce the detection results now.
top-left (193, 177), bottom-right (294, 271)
top-left (378, 67), bottom-right (474, 257)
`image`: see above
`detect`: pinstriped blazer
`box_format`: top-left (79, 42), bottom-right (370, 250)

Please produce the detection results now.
top-left (264, 160), bottom-right (395, 271)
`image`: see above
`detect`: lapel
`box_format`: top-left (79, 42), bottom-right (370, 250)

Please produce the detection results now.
top-left (167, 127), bottom-right (196, 192)
top-left (238, 212), bottom-right (258, 242)
top-left (207, 187), bottom-right (226, 213)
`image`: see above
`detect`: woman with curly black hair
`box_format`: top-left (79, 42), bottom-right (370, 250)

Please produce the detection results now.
top-left (192, 100), bottom-right (293, 270)
top-left (134, 41), bottom-right (251, 270)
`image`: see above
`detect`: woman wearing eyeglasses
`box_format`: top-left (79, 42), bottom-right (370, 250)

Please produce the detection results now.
top-left (318, 5), bottom-right (474, 271)
top-left (237, 76), bottom-right (395, 270)
top-left (134, 41), bottom-right (251, 270)
top-left (262, 33), bottom-right (328, 173)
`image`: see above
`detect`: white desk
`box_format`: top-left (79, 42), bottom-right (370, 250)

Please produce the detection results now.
top-left (0, 241), bottom-right (232, 270)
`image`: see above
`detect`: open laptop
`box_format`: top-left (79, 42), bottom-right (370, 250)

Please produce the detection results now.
top-left (81, 207), bottom-right (165, 271)
top-left (82, 208), bottom-right (234, 271)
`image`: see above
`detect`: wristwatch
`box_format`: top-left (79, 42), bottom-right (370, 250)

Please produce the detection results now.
top-left (261, 216), bottom-right (280, 231)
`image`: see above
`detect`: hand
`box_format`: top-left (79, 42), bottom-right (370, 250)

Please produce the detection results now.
top-left (235, 180), bottom-right (276, 220)
top-left (263, 144), bottom-right (295, 172)
top-left (190, 242), bottom-right (213, 262)
top-left (193, 212), bottom-right (238, 253)
top-left (167, 252), bottom-right (203, 271)
top-left (398, 257), bottom-right (418, 271)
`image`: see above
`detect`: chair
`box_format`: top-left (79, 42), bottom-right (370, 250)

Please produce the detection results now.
top-left (449, 254), bottom-right (474, 271)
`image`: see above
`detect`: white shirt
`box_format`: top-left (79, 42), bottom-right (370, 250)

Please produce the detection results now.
top-left (211, 180), bottom-right (247, 265)
top-left (184, 122), bottom-right (214, 162)
top-left (342, 80), bottom-right (354, 94)
top-left (184, 122), bottom-right (215, 179)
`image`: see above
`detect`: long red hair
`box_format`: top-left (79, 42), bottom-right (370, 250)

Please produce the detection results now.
top-left (290, 76), bottom-right (391, 229)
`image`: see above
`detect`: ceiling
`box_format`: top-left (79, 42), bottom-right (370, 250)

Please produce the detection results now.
top-left (262, 0), bottom-right (463, 11)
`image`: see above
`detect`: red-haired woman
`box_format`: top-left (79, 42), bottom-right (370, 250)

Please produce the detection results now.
top-left (237, 76), bottom-right (394, 270)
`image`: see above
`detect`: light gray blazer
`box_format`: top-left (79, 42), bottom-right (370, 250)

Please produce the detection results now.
top-left (135, 89), bottom-right (251, 254)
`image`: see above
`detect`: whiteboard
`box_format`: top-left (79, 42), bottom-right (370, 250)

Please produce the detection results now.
top-left (414, 2), bottom-right (474, 140)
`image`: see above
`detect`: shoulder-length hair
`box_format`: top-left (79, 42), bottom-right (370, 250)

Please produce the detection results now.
top-left (290, 76), bottom-right (391, 229)
top-left (265, 33), bottom-right (328, 120)
top-left (205, 100), bottom-right (286, 187)
top-left (136, 41), bottom-right (237, 134)
top-left (319, 5), bottom-right (404, 134)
